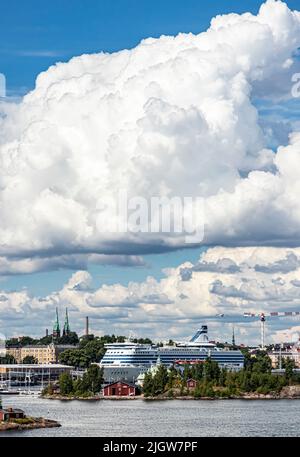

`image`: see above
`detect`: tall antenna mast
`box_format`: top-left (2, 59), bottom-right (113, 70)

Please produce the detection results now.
top-left (260, 313), bottom-right (266, 350)
top-left (232, 325), bottom-right (235, 346)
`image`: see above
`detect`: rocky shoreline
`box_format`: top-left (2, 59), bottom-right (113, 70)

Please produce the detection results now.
top-left (42, 385), bottom-right (300, 401)
top-left (0, 417), bottom-right (61, 432)
top-left (41, 386), bottom-right (300, 401)
top-left (144, 385), bottom-right (300, 401)
top-left (42, 394), bottom-right (101, 401)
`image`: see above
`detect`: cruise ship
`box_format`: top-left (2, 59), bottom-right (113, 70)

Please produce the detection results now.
top-left (99, 326), bottom-right (244, 383)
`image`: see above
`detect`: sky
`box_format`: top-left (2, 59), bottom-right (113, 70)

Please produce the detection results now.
top-left (1, 0), bottom-right (300, 344)
top-left (0, 0), bottom-right (283, 95)
top-left (0, 0), bottom-right (271, 295)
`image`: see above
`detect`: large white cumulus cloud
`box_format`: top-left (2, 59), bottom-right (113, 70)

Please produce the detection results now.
top-left (0, 0), bottom-right (300, 273)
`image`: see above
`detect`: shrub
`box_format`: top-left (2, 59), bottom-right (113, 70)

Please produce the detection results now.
top-left (12, 417), bottom-right (35, 425)
top-left (167, 389), bottom-right (174, 398)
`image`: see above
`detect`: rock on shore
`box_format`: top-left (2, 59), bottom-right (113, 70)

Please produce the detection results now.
top-left (280, 385), bottom-right (300, 398)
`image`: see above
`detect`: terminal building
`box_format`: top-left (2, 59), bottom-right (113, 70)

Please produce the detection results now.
top-left (0, 363), bottom-right (74, 385)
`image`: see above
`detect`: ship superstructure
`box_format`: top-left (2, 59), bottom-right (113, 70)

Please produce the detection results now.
top-left (99, 326), bottom-right (244, 383)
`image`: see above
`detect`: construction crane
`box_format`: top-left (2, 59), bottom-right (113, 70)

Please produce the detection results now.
top-left (243, 311), bottom-right (300, 350)
top-left (216, 310), bottom-right (300, 350)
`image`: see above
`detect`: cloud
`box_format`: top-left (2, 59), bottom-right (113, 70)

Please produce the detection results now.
top-left (0, 1), bottom-right (299, 273)
top-left (272, 325), bottom-right (300, 343)
top-left (0, 253), bottom-right (145, 276)
top-left (254, 252), bottom-right (300, 273)
top-left (2, 246), bottom-right (300, 344)
top-left (180, 257), bottom-right (240, 281)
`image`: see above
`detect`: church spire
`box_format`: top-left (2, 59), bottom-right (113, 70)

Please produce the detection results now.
top-left (53, 307), bottom-right (60, 339)
top-left (63, 307), bottom-right (70, 336)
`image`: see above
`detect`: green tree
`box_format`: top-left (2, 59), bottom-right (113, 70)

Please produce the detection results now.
top-left (18, 336), bottom-right (38, 346)
top-left (59, 372), bottom-right (74, 395)
top-left (240, 371), bottom-right (251, 392)
top-left (284, 357), bottom-right (295, 383)
top-left (251, 351), bottom-right (272, 373)
top-left (152, 365), bottom-right (169, 395)
top-left (191, 363), bottom-right (204, 381)
top-left (133, 338), bottom-right (153, 345)
top-left (203, 358), bottom-right (220, 383)
top-left (166, 366), bottom-right (178, 389)
top-left (143, 372), bottom-right (154, 397)
top-left (219, 368), bottom-right (227, 387)
top-left (38, 336), bottom-right (53, 345)
top-left (5, 338), bottom-right (20, 348)
top-left (57, 332), bottom-right (79, 345)
top-left (59, 348), bottom-right (91, 368)
top-left (42, 383), bottom-right (55, 396)
top-left (22, 355), bottom-right (38, 364)
top-left (73, 378), bottom-right (84, 395)
top-left (0, 354), bottom-right (16, 364)
top-left (82, 365), bottom-right (103, 394)
top-left (183, 365), bottom-right (191, 381)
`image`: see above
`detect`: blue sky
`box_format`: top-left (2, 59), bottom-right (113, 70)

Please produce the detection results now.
top-left (1, 0), bottom-right (298, 95)
top-left (0, 0), bottom-right (299, 303)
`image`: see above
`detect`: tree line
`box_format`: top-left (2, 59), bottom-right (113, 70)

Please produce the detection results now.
top-left (43, 365), bottom-right (104, 397)
top-left (143, 352), bottom-right (299, 398)
top-left (5, 333), bottom-right (79, 348)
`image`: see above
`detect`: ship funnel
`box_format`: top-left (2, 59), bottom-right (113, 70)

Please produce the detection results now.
top-left (190, 325), bottom-right (209, 343)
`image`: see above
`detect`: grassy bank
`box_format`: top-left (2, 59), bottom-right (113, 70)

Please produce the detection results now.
top-left (0, 416), bottom-right (61, 432)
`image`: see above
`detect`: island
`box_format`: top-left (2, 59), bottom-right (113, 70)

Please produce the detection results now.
top-left (41, 364), bottom-right (103, 401)
top-left (40, 348), bottom-right (300, 402)
top-left (141, 352), bottom-right (300, 400)
top-left (0, 403), bottom-right (61, 432)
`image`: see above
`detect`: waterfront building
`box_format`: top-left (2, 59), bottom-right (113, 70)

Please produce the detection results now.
top-left (7, 343), bottom-right (77, 364)
top-left (0, 363), bottom-right (74, 384)
top-left (268, 349), bottom-right (300, 368)
top-left (0, 406), bottom-right (25, 422)
top-left (135, 355), bottom-right (168, 387)
top-left (186, 379), bottom-right (197, 389)
top-left (103, 381), bottom-right (137, 397)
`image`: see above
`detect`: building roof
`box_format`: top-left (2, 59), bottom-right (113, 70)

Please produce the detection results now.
top-left (0, 408), bottom-right (24, 414)
top-left (0, 364), bottom-right (74, 369)
top-left (7, 344), bottom-right (78, 349)
top-left (104, 381), bottom-right (137, 388)
top-left (8, 345), bottom-right (54, 349)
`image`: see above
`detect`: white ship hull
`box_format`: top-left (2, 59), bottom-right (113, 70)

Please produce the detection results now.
top-left (101, 364), bottom-right (149, 383)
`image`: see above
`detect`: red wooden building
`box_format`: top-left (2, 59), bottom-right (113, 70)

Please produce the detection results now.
top-left (103, 381), bottom-right (137, 397)
top-left (186, 378), bottom-right (197, 389)
top-left (0, 407), bottom-right (25, 422)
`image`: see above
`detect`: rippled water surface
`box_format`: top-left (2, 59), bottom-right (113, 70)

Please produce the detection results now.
top-left (1, 396), bottom-right (299, 437)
